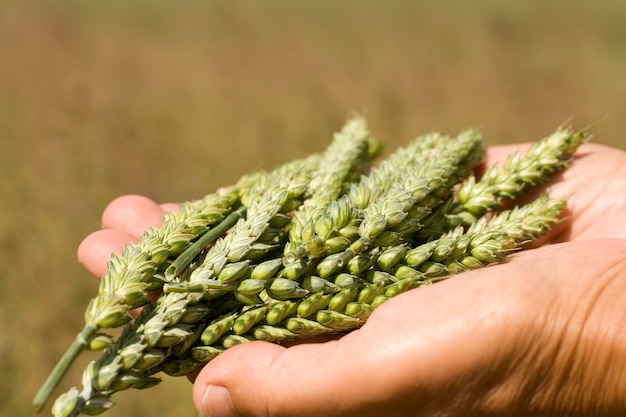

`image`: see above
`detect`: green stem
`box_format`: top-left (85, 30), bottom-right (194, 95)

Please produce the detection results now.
top-left (33, 324), bottom-right (97, 413)
top-left (165, 205), bottom-right (247, 280)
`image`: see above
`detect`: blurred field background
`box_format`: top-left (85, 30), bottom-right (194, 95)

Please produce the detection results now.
top-left (1, 0), bottom-right (625, 416)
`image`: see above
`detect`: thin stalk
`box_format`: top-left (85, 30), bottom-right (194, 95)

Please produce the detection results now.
top-left (165, 206), bottom-right (248, 280)
top-left (33, 324), bottom-right (97, 413)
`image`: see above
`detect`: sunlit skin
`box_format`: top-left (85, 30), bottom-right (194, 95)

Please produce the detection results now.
top-left (78, 143), bottom-right (626, 417)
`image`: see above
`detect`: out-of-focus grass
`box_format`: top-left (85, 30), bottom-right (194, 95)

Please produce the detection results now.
top-left (1, 1), bottom-right (624, 416)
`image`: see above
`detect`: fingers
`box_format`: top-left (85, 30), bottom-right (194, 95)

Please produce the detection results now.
top-left (79, 195), bottom-right (178, 279)
top-left (483, 142), bottom-right (626, 244)
top-left (487, 143), bottom-right (626, 242)
top-left (483, 143), bottom-right (533, 168)
top-left (77, 229), bottom-right (137, 278)
top-left (160, 202), bottom-right (180, 214)
top-left (102, 195), bottom-right (169, 238)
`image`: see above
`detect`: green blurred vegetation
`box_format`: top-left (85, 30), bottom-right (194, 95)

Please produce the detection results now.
top-left (1, 1), bottom-right (624, 416)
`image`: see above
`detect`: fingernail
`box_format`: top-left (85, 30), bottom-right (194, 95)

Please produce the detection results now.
top-left (200, 385), bottom-right (238, 417)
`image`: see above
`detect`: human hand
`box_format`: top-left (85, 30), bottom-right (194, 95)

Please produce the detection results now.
top-left (78, 143), bottom-right (626, 417)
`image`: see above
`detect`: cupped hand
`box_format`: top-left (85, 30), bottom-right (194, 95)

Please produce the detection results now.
top-left (77, 143), bottom-right (626, 417)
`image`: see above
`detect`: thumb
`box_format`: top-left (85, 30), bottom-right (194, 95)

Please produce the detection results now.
top-left (192, 319), bottom-right (453, 417)
top-left (192, 342), bottom-right (283, 417)
top-left (190, 267), bottom-right (528, 417)
top-left (192, 338), bottom-right (380, 417)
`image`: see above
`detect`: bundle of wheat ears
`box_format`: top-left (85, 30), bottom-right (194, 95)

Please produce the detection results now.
top-left (33, 116), bottom-right (589, 417)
